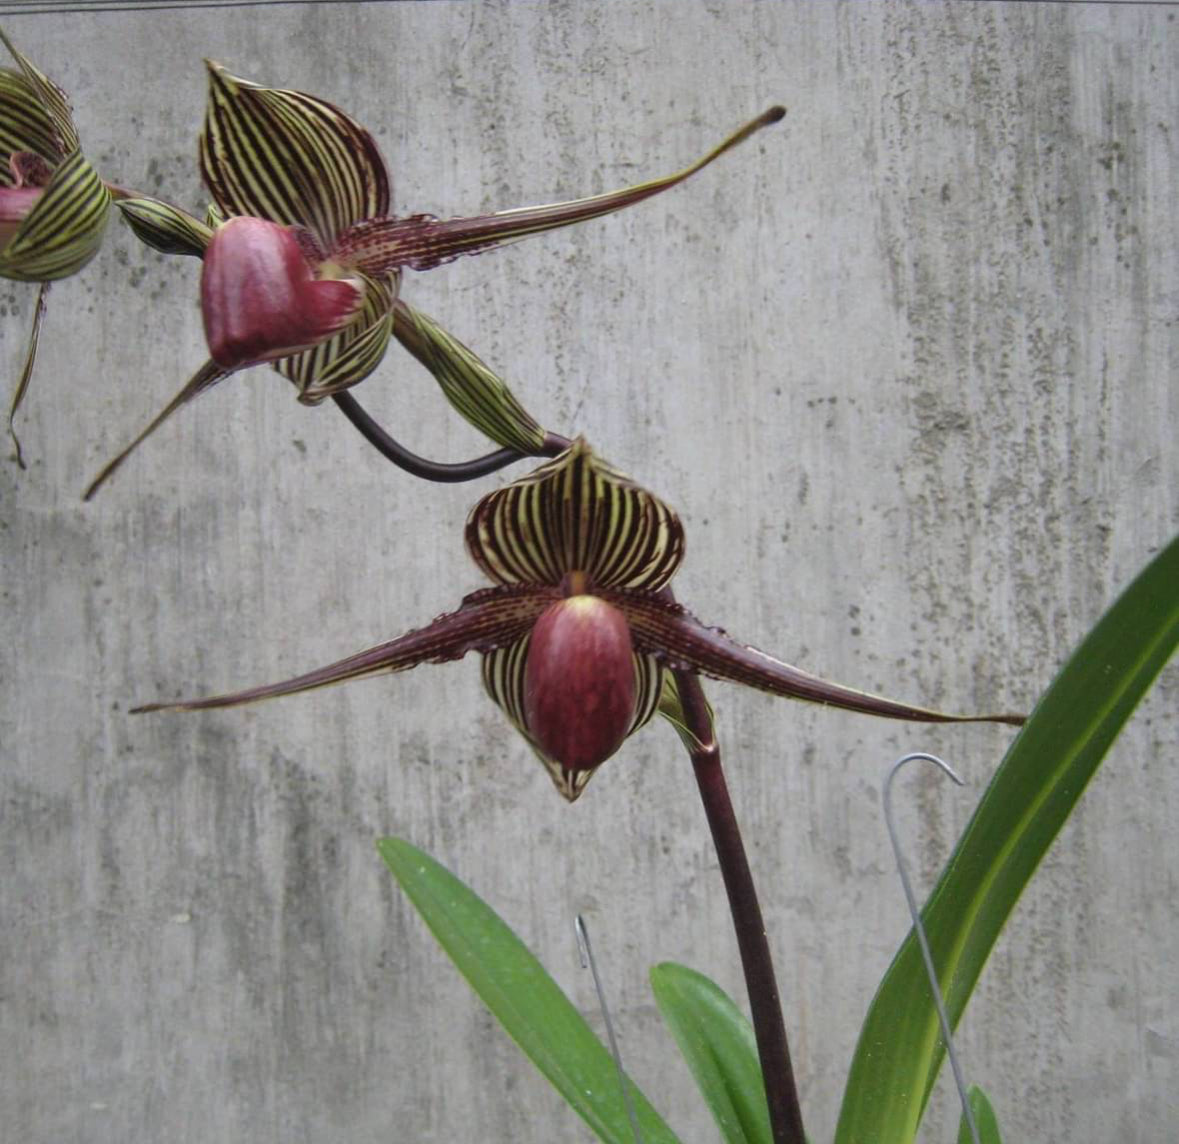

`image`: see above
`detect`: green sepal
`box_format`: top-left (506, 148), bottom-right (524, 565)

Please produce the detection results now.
top-left (657, 671), bottom-right (715, 754)
top-left (275, 271), bottom-right (398, 402)
top-left (200, 60), bottom-right (389, 245)
top-left (0, 149), bottom-right (110, 281)
top-left (117, 197), bottom-right (212, 258)
top-left (466, 439), bottom-right (686, 592)
top-left (957, 1086), bottom-right (1002, 1144)
top-left (393, 301), bottom-right (547, 454)
top-left (0, 28), bottom-right (77, 155)
top-left (0, 66), bottom-right (61, 167)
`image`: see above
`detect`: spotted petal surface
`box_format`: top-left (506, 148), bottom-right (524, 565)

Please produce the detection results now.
top-left (466, 440), bottom-right (685, 591)
top-left (200, 61), bottom-right (390, 246)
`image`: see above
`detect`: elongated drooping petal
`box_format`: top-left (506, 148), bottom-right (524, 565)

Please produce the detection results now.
top-left (524, 595), bottom-right (638, 772)
top-left (466, 439), bottom-right (685, 591)
top-left (333, 105), bottom-right (786, 275)
top-left (6, 278), bottom-right (46, 468)
top-left (200, 60), bottom-right (390, 246)
top-left (132, 585), bottom-right (560, 713)
top-left (609, 591), bottom-right (1027, 727)
top-left (392, 300), bottom-right (548, 455)
top-left (83, 360), bottom-right (230, 500)
top-left (202, 216), bottom-right (364, 370)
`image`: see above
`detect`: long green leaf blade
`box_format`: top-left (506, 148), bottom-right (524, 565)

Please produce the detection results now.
top-left (650, 963), bottom-right (771, 1144)
top-left (956, 1086), bottom-right (1002, 1144)
top-left (378, 837), bottom-right (681, 1144)
top-left (836, 533), bottom-right (1179, 1144)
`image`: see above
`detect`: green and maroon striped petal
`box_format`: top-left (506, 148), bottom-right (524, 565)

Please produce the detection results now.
top-left (0, 149), bottom-right (109, 281)
top-left (465, 439), bottom-right (685, 591)
top-left (132, 584), bottom-right (559, 713)
top-left (609, 591), bottom-right (1027, 727)
top-left (200, 61), bottom-right (390, 245)
top-left (83, 360), bottom-right (230, 500)
top-left (482, 632), bottom-right (663, 801)
top-left (117, 196), bottom-right (213, 258)
top-left (0, 30), bottom-right (77, 157)
top-left (6, 278), bottom-right (46, 468)
top-left (276, 271), bottom-right (398, 402)
top-left (0, 67), bottom-right (61, 168)
top-left (332, 105), bottom-right (785, 275)
top-left (392, 300), bottom-right (547, 455)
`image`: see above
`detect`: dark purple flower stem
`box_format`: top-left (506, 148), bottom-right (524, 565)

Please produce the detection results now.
top-left (332, 390), bottom-right (569, 481)
top-left (672, 666), bottom-right (806, 1144)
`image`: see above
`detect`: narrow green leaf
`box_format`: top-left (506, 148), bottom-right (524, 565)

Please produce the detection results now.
top-left (650, 963), bottom-right (771, 1144)
top-left (0, 149), bottom-right (110, 281)
top-left (957, 1086), bottom-right (1002, 1144)
top-left (117, 197), bottom-right (212, 258)
top-left (465, 439), bottom-right (685, 592)
top-left (836, 534), bottom-right (1179, 1144)
top-left (378, 837), bottom-right (682, 1144)
top-left (393, 300), bottom-right (547, 455)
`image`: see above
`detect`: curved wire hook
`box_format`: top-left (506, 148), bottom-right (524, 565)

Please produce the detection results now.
top-left (882, 752), bottom-right (979, 1144)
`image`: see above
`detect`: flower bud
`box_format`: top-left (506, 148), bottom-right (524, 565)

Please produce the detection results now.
top-left (524, 595), bottom-right (637, 771)
top-left (201, 216), bottom-right (363, 370)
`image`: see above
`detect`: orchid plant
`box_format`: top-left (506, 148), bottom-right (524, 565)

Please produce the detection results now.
top-left (0, 30), bottom-right (112, 466)
top-left (81, 60), bottom-right (784, 497)
top-left (133, 439), bottom-right (1022, 800)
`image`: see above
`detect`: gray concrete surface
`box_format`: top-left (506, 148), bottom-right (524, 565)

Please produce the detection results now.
top-left (2, 2), bottom-right (1176, 1141)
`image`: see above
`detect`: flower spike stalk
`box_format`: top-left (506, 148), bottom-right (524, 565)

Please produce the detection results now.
top-left (133, 441), bottom-right (1024, 801)
top-left (0, 27), bottom-right (112, 466)
top-left (92, 60), bottom-right (784, 495)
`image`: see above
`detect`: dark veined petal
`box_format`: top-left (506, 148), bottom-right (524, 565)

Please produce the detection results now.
top-left (392, 300), bottom-right (547, 455)
top-left (6, 278), bottom-right (47, 468)
top-left (200, 60), bottom-right (390, 244)
top-left (277, 271), bottom-right (398, 403)
top-left (201, 216), bottom-right (365, 371)
top-left (332, 105), bottom-right (785, 275)
top-left (0, 29), bottom-right (78, 156)
top-left (0, 149), bottom-right (110, 281)
top-left (132, 584), bottom-right (559, 713)
top-left (117, 196), bottom-right (213, 258)
top-left (83, 360), bottom-right (230, 500)
top-left (482, 631), bottom-right (663, 802)
top-left (609, 591), bottom-right (1027, 727)
top-left (0, 67), bottom-right (61, 168)
top-left (466, 439), bottom-right (685, 591)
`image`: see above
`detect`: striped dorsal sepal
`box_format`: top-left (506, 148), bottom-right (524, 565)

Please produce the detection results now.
top-left (465, 438), bottom-right (685, 592)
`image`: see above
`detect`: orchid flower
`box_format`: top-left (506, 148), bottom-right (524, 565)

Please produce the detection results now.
top-left (85, 61), bottom-right (784, 496)
top-left (0, 29), bottom-right (112, 466)
top-left (134, 441), bottom-right (1024, 801)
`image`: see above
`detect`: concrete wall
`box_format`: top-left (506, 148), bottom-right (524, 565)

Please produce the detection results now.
top-left (2, 3), bottom-right (1176, 1141)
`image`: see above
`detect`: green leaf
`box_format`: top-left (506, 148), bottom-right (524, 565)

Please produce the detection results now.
top-left (117, 197), bottom-right (212, 258)
top-left (650, 963), bottom-right (771, 1144)
top-left (836, 533), bottom-right (1179, 1144)
top-left (378, 837), bottom-right (682, 1144)
top-left (465, 439), bottom-right (685, 591)
top-left (957, 1085), bottom-right (1002, 1144)
top-left (0, 149), bottom-right (110, 281)
top-left (393, 301), bottom-right (548, 455)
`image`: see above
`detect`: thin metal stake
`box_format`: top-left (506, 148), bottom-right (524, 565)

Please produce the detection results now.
top-left (882, 752), bottom-right (979, 1144)
top-left (575, 915), bottom-right (644, 1144)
